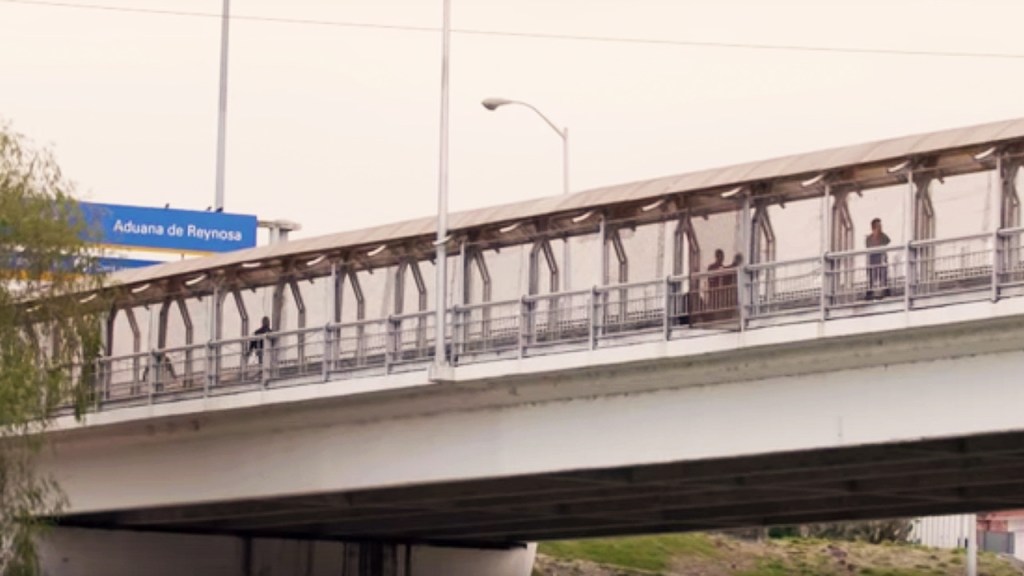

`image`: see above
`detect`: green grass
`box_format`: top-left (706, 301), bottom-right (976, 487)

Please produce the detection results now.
top-left (736, 558), bottom-right (789, 576)
top-left (538, 533), bottom-right (723, 572)
top-left (535, 533), bottom-right (1024, 576)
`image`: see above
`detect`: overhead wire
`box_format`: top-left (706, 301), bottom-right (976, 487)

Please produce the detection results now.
top-left (4, 0), bottom-right (1024, 60)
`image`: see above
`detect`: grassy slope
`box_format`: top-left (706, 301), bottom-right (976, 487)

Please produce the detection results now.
top-left (536, 534), bottom-right (1024, 576)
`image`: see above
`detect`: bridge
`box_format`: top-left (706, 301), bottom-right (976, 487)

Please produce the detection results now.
top-left (35, 117), bottom-right (1024, 575)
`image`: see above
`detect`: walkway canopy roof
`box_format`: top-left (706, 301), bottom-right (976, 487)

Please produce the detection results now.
top-left (95, 117), bottom-right (1024, 306)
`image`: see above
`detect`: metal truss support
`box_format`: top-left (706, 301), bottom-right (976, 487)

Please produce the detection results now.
top-left (394, 261), bottom-right (409, 316)
top-left (348, 270), bottom-right (366, 321)
top-left (912, 173), bottom-right (936, 295)
top-left (103, 306), bottom-right (117, 358)
top-left (175, 298), bottom-right (194, 386)
top-left (271, 282), bottom-right (286, 331)
top-left (608, 229), bottom-right (628, 283)
top-left (348, 270), bottom-right (366, 361)
top-left (831, 191), bottom-right (854, 253)
top-left (674, 214), bottom-right (700, 278)
top-left (232, 289), bottom-right (249, 337)
top-left (995, 157), bottom-right (1023, 297)
top-left (156, 299), bottom-right (171, 350)
top-left (827, 191), bottom-right (856, 305)
top-left (913, 173), bottom-right (936, 242)
top-left (528, 239), bottom-right (559, 295)
top-left (288, 279), bottom-right (306, 368)
top-left (751, 204), bottom-right (776, 266)
top-left (1001, 159), bottom-right (1021, 229)
top-left (331, 264), bottom-right (343, 324)
top-left (466, 248), bottom-right (492, 304)
top-left (738, 193), bottom-right (753, 328)
top-left (607, 228), bottom-right (629, 321)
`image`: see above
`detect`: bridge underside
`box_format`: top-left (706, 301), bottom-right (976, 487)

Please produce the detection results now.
top-left (60, 430), bottom-right (1024, 545)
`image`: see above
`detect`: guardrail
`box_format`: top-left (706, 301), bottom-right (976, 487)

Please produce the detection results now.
top-left (81, 232), bottom-right (1024, 412)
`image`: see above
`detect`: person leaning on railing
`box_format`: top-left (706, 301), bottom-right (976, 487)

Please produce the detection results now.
top-left (246, 316), bottom-right (273, 365)
top-left (866, 217), bottom-right (891, 300)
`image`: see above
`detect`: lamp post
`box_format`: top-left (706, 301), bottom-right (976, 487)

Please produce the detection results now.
top-left (214, 0), bottom-right (231, 211)
top-left (433, 0), bottom-right (452, 374)
top-left (482, 98), bottom-right (572, 287)
top-left (482, 98), bottom-right (569, 197)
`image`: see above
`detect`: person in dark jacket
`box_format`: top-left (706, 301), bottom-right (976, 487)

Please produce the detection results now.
top-left (247, 316), bottom-right (272, 365)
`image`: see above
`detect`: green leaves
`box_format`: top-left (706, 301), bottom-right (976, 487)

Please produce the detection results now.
top-left (0, 120), bottom-right (106, 575)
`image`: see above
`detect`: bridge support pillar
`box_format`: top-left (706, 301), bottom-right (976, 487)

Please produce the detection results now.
top-left (37, 527), bottom-right (536, 576)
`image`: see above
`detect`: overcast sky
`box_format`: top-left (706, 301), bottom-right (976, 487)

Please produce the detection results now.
top-left (2, 0), bottom-right (1023, 242)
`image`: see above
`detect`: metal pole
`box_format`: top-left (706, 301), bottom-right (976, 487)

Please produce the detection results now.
top-left (562, 127), bottom-right (570, 197)
top-left (992, 156), bottom-right (1003, 302)
top-left (821, 184), bottom-right (831, 321)
top-left (214, 0), bottom-right (231, 211)
top-left (562, 127), bottom-right (571, 290)
top-left (966, 514), bottom-right (978, 576)
top-left (739, 192), bottom-right (752, 329)
top-left (434, 0), bottom-right (451, 369)
top-left (905, 170), bottom-right (914, 311)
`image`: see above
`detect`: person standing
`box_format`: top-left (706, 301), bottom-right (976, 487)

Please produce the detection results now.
top-left (706, 249), bottom-right (727, 310)
top-left (866, 218), bottom-right (891, 300)
top-left (247, 316), bottom-right (273, 366)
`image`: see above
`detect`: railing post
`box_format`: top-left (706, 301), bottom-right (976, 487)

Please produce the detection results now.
top-left (205, 342), bottom-right (214, 397)
top-left (589, 287), bottom-right (598, 350)
top-left (904, 169), bottom-right (915, 311)
top-left (261, 335), bottom-right (270, 388)
top-left (662, 276), bottom-right (671, 341)
top-left (739, 192), bottom-right (751, 331)
top-left (93, 358), bottom-right (103, 411)
top-left (322, 324), bottom-right (331, 382)
top-left (904, 243), bottom-right (914, 311)
top-left (385, 316), bottom-right (395, 374)
top-left (452, 307), bottom-right (463, 364)
top-left (147, 350), bottom-right (157, 404)
top-left (518, 297), bottom-right (528, 359)
top-left (820, 254), bottom-right (829, 321)
top-left (441, 309), bottom-right (451, 366)
top-left (992, 228), bottom-right (1002, 303)
top-left (738, 265), bottom-right (749, 331)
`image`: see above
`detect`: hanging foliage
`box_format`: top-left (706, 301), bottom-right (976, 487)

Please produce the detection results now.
top-left (0, 121), bottom-right (106, 575)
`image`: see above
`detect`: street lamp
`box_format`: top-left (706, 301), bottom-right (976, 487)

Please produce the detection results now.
top-left (432, 0), bottom-right (452, 376)
top-left (214, 0), bottom-right (231, 211)
top-left (482, 97), bottom-right (573, 287)
top-left (481, 98), bottom-right (569, 198)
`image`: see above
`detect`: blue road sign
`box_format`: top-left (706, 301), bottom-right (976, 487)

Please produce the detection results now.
top-left (80, 202), bottom-right (258, 254)
top-left (3, 254), bottom-right (161, 276)
top-left (94, 256), bottom-right (163, 272)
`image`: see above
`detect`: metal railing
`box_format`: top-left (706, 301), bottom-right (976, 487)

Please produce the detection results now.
top-left (390, 311), bottom-right (438, 367)
top-left (454, 299), bottom-right (521, 358)
top-left (269, 326), bottom-right (326, 381)
top-left (332, 318), bottom-right (389, 374)
top-left (149, 344), bottom-right (207, 395)
top-left (747, 257), bottom-right (821, 317)
top-left (83, 231), bottom-right (1024, 412)
top-left (595, 279), bottom-right (665, 338)
top-left (998, 227), bottom-right (1024, 286)
top-left (96, 351), bottom-right (149, 402)
top-left (910, 233), bottom-right (993, 297)
top-left (524, 290), bottom-right (591, 350)
top-left (822, 245), bottom-right (908, 307)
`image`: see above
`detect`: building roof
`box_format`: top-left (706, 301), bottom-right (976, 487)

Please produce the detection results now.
top-left (103, 116), bottom-right (1024, 294)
